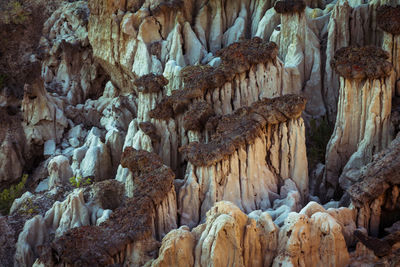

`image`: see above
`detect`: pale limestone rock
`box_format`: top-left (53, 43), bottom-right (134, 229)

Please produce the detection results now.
top-left (323, 0), bottom-right (352, 121)
top-left (272, 212), bottom-right (350, 267)
top-left (154, 187), bottom-right (179, 239)
top-left (14, 216), bottom-right (48, 267)
top-left (43, 139), bottom-right (56, 157)
top-left (272, 8), bottom-right (326, 118)
top-left (44, 189), bottom-right (91, 237)
top-left (300, 201), bottom-right (357, 246)
top-left (47, 155), bottom-right (73, 189)
top-left (79, 131), bottom-right (112, 182)
top-left (255, 8), bottom-right (280, 40)
top-left (22, 81), bottom-right (68, 146)
top-left (148, 201), bottom-right (280, 267)
top-left (179, 118), bottom-right (308, 228)
top-left (323, 76), bottom-right (394, 199)
top-left (105, 129), bottom-right (125, 173)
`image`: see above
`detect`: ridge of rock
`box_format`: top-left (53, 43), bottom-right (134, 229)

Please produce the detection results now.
top-left (180, 94), bottom-right (306, 166)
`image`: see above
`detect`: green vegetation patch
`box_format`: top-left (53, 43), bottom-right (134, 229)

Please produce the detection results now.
top-left (0, 174), bottom-right (28, 215)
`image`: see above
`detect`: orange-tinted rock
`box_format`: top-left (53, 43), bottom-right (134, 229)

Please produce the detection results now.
top-left (331, 46), bottom-right (393, 80)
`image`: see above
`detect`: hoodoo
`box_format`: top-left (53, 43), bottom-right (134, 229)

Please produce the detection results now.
top-left (322, 46), bottom-right (394, 200)
top-left (3, 0), bottom-right (400, 266)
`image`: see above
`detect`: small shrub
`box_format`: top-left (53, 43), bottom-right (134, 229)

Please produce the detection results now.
top-left (0, 1), bottom-right (31, 25)
top-left (69, 176), bottom-right (92, 188)
top-left (18, 198), bottom-right (39, 216)
top-left (0, 174), bottom-right (28, 215)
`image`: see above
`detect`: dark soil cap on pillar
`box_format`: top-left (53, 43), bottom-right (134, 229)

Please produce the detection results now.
top-left (180, 94), bottom-right (306, 166)
top-left (274, 0), bottom-right (306, 14)
top-left (331, 46), bottom-right (393, 80)
top-left (149, 38), bottom-right (278, 120)
top-left (377, 5), bottom-right (400, 35)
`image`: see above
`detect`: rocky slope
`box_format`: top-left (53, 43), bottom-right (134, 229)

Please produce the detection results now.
top-left (1, 0), bottom-right (400, 266)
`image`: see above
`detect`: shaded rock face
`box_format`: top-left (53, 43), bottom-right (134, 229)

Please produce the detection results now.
top-left (274, 0), bottom-right (306, 14)
top-left (41, 1), bottom-right (108, 105)
top-left (377, 5), bottom-right (400, 35)
top-left (0, 107), bottom-right (27, 185)
top-left (0, 0), bottom-right (64, 98)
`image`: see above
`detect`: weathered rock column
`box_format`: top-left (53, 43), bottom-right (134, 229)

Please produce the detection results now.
top-left (378, 5), bottom-right (400, 96)
top-left (323, 46), bottom-right (393, 200)
top-left (178, 95), bottom-right (308, 228)
top-left (272, 0), bottom-right (326, 117)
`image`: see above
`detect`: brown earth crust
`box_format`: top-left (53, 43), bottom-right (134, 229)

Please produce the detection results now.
top-left (150, 0), bottom-right (183, 16)
top-left (139, 121), bottom-right (160, 143)
top-left (183, 100), bottom-right (214, 131)
top-left (91, 180), bottom-right (125, 210)
top-left (134, 74), bottom-right (168, 94)
top-left (180, 94), bottom-right (306, 166)
top-left (331, 46), bottom-right (393, 80)
top-left (274, 0), bottom-right (306, 14)
top-left (149, 38), bottom-right (278, 120)
top-left (347, 134), bottom-right (400, 206)
top-left (42, 148), bottom-right (175, 266)
top-left (377, 5), bottom-right (400, 35)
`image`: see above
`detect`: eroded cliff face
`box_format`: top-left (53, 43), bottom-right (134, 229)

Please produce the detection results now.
top-left (2, 0), bottom-right (400, 266)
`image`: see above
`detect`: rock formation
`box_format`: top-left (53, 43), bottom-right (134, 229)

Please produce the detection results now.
top-left (3, 0), bottom-right (400, 266)
top-left (41, 1), bottom-right (107, 105)
top-left (178, 95), bottom-right (308, 227)
top-left (322, 46), bottom-right (394, 200)
top-left (378, 5), bottom-right (400, 96)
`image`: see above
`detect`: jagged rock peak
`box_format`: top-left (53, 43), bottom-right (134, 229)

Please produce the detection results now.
top-left (180, 94), bottom-right (306, 166)
top-left (331, 46), bottom-right (393, 80)
top-left (377, 5), bottom-right (400, 35)
top-left (149, 38), bottom-right (278, 120)
top-left (42, 148), bottom-right (175, 265)
top-left (274, 0), bottom-right (306, 14)
top-left (134, 73), bottom-right (169, 93)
